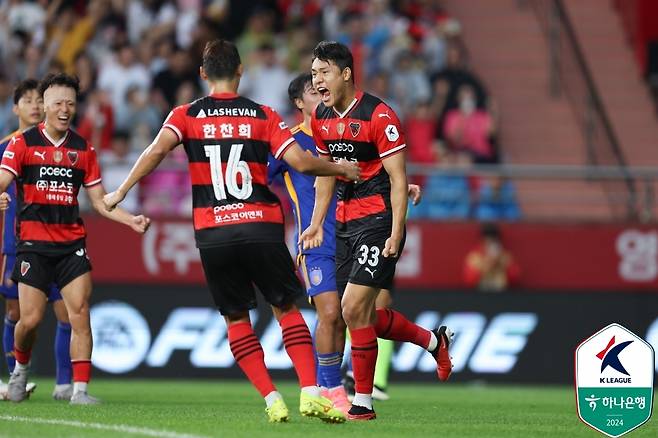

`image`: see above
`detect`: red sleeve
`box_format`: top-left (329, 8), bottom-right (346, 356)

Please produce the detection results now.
top-left (310, 112), bottom-right (329, 155)
top-left (162, 105), bottom-right (188, 143)
top-left (370, 102), bottom-right (406, 158)
top-left (1, 134), bottom-right (26, 177)
top-left (263, 106), bottom-right (295, 160)
top-left (83, 145), bottom-right (102, 187)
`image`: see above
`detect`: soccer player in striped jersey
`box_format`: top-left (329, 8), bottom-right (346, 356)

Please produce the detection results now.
top-left (103, 39), bottom-right (359, 423)
top-left (0, 73), bottom-right (151, 404)
top-left (269, 73), bottom-right (423, 412)
top-left (301, 41), bottom-right (453, 420)
top-left (0, 79), bottom-right (74, 401)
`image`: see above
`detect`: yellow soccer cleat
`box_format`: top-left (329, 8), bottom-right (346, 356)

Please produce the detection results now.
top-left (299, 391), bottom-right (346, 423)
top-left (266, 398), bottom-right (290, 423)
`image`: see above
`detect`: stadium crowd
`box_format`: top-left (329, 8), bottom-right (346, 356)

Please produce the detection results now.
top-left (0, 0), bottom-right (520, 221)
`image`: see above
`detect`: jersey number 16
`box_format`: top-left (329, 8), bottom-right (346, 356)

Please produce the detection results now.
top-left (204, 144), bottom-right (253, 201)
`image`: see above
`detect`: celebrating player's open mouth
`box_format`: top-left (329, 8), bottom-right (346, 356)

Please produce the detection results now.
top-left (311, 57), bottom-right (348, 111)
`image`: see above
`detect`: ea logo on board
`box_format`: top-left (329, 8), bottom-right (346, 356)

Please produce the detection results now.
top-left (575, 323), bottom-right (654, 437)
top-left (90, 301), bottom-right (151, 373)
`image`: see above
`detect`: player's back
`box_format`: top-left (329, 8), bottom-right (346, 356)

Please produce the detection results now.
top-left (163, 92), bottom-right (296, 248)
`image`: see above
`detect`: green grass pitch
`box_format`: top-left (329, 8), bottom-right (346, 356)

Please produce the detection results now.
top-left (0, 379), bottom-right (655, 437)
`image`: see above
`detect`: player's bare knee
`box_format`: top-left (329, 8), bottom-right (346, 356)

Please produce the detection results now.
top-left (318, 304), bottom-right (341, 326)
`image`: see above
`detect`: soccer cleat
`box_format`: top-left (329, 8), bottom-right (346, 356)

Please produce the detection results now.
top-left (69, 392), bottom-right (101, 405)
top-left (372, 384), bottom-right (390, 401)
top-left (326, 386), bottom-right (351, 415)
top-left (431, 326), bottom-right (454, 382)
top-left (8, 367), bottom-right (29, 402)
top-left (1, 381), bottom-right (36, 401)
top-left (265, 398), bottom-right (289, 423)
top-left (53, 384), bottom-right (74, 401)
top-left (0, 381), bottom-right (7, 401)
top-left (347, 404), bottom-right (377, 421)
top-left (299, 391), bottom-right (346, 423)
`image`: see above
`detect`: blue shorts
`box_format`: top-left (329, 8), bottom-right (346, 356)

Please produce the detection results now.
top-left (298, 254), bottom-right (337, 297)
top-left (0, 255), bottom-right (62, 302)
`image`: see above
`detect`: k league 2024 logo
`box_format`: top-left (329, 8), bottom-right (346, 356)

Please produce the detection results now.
top-left (576, 323), bottom-right (654, 437)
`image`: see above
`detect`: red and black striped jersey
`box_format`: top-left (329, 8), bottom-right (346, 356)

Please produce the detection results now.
top-left (0, 123), bottom-right (102, 255)
top-left (163, 92), bottom-right (295, 248)
top-left (311, 91), bottom-right (406, 236)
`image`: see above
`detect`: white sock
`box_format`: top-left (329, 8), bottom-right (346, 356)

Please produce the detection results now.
top-left (54, 383), bottom-right (71, 391)
top-left (301, 385), bottom-right (321, 398)
top-left (14, 362), bottom-right (29, 372)
top-left (264, 390), bottom-right (283, 408)
top-left (427, 331), bottom-right (438, 352)
top-left (352, 392), bottom-right (373, 410)
top-left (73, 382), bottom-right (88, 395)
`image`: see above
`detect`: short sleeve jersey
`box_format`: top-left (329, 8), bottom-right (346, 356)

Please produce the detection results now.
top-left (267, 123), bottom-right (337, 257)
top-left (311, 91), bottom-right (406, 237)
top-left (0, 123), bottom-right (102, 255)
top-left (0, 131), bottom-right (19, 255)
top-left (163, 92), bottom-right (295, 248)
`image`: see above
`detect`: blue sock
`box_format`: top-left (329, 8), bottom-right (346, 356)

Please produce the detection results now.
top-left (3, 317), bottom-right (16, 375)
top-left (54, 321), bottom-right (72, 385)
top-left (317, 352), bottom-right (343, 389)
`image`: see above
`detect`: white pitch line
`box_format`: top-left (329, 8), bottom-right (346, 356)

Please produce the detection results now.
top-left (0, 415), bottom-right (212, 438)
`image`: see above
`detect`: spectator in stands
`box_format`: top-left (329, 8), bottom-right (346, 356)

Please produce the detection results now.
top-left (475, 176), bottom-right (521, 221)
top-left (237, 7), bottom-right (277, 67)
top-left (0, 73), bottom-right (16, 134)
top-left (405, 100), bottom-right (440, 166)
top-left (412, 150), bottom-right (471, 220)
top-left (99, 132), bottom-right (140, 213)
top-left (431, 42), bottom-right (488, 138)
top-left (51, 1), bottom-right (102, 75)
top-left (366, 70), bottom-right (401, 114)
top-left (77, 89), bottom-right (114, 151)
top-left (124, 86), bottom-right (162, 140)
top-left (444, 84), bottom-right (497, 163)
top-left (152, 46), bottom-right (200, 110)
top-left (97, 43), bottom-right (151, 132)
top-left (463, 223), bottom-right (520, 291)
top-left (239, 42), bottom-right (293, 116)
top-left (390, 50), bottom-right (431, 118)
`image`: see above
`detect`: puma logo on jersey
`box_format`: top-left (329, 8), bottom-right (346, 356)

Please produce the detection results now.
top-left (321, 126), bottom-right (329, 134)
top-left (365, 267), bottom-right (377, 278)
top-left (378, 112), bottom-right (392, 119)
top-left (34, 150), bottom-right (46, 161)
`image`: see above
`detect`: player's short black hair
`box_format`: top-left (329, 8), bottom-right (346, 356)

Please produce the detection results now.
top-left (312, 41), bottom-right (354, 82)
top-left (38, 73), bottom-right (79, 98)
top-left (202, 39), bottom-right (241, 81)
top-left (288, 72), bottom-right (312, 110)
top-left (13, 78), bottom-right (39, 104)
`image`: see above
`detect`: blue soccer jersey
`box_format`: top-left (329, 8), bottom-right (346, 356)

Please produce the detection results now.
top-left (268, 123), bottom-right (336, 258)
top-left (0, 132), bottom-right (18, 256)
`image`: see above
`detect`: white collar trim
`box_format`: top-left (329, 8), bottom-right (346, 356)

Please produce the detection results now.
top-left (333, 96), bottom-right (358, 119)
top-left (41, 128), bottom-right (68, 148)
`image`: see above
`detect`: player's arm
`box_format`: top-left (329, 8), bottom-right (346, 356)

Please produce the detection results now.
top-left (281, 142), bottom-right (359, 179)
top-left (299, 153), bottom-right (336, 250)
top-left (87, 184), bottom-right (150, 233)
top-left (382, 150), bottom-right (408, 257)
top-left (0, 170), bottom-right (15, 210)
top-left (103, 128), bottom-right (179, 211)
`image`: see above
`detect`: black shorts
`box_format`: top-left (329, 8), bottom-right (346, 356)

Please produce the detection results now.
top-left (336, 226), bottom-right (406, 293)
top-left (12, 248), bottom-right (92, 294)
top-left (199, 242), bottom-right (304, 316)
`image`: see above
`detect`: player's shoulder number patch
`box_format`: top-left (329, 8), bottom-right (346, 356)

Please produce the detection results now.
top-left (385, 124), bottom-right (399, 142)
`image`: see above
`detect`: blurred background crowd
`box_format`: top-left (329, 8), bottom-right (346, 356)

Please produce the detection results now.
top-left (0, 0), bottom-right (517, 222)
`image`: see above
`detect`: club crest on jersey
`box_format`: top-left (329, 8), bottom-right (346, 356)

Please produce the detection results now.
top-left (20, 261), bottom-right (30, 276)
top-left (337, 122), bottom-right (345, 136)
top-left (309, 267), bottom-right (323, 286)
top-left (349, 122), bottom-right (360, 137)
top-left (54, 150), bottom-right (63, 163)
top-left (67, 151), bottom-right (78, 165)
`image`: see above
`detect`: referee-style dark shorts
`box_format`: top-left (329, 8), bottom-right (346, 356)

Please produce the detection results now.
top-left (336, 226), bottom-right (406, 294)
top-left (199, 242), bottom-right (304, 316)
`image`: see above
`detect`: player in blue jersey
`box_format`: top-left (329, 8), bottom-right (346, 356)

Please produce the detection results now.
top-left (0, 79), bottom-right (73, 401)
top-left (269, 73), bottom-right (422, 413)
